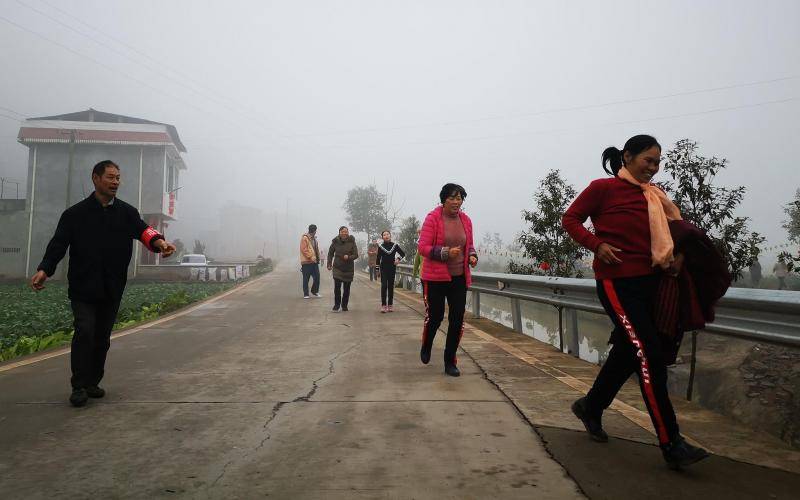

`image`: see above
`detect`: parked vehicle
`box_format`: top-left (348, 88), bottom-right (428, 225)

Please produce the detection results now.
top-left (179, 254), bottom-right (208, 265)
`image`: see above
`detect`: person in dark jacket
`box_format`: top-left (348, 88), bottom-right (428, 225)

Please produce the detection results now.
top-left (749, 258), bottom-right (762, 288)
top-left (30, 160), bottom-right (175, 408)
top-left (562, 135), bottom-right (709, 469)
top-left (327, 226), bottom-right (359, 312)
top-left (374, 230), bottom-right (406, 313)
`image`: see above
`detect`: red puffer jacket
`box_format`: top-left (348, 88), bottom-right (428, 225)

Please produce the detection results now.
top-left (418, 206), bottom-right (477, 286)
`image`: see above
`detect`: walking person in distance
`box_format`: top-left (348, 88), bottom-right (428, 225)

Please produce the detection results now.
top-left (367, 240), bottom-right (379, 282)
top-left (375, 230), bottom-right (406, 313)
top-left (300, 224), bottom-right (322, 298)
top-left (327, 226), bottom-right (359, 312)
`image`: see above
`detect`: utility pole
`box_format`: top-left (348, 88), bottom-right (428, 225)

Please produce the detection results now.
top-left (274, 212), bottom-right (280, 259)
top-left (285, 198), bottom-right (290, 260)
top-left (62, 131), bottom-right (76, 280)
top-left (65, 130), bottom-right (75, 209)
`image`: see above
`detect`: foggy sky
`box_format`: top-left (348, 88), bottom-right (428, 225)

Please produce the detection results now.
top-left (1, 0), bottom-right (798, 260)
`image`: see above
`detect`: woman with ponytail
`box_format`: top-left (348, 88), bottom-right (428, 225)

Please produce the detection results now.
top-left (562, 134), bottom-right (709, 469)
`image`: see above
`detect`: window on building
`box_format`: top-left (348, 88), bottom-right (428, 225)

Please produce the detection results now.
top-left (166, 162), bottom-right (176, 193)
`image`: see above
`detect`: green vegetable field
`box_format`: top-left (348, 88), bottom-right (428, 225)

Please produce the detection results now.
top-left (0, 281), bottom-right (236, 361)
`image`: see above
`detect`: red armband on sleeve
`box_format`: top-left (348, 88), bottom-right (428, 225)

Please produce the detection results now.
top-left (140, 227), bottom-right (161, 251)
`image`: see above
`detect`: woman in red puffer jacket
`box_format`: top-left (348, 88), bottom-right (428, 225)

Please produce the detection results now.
top-left (417, 183), bottom-right (478, 377)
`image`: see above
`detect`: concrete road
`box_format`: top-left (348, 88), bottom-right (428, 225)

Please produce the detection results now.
top-left (0, 263), bottom-right (582, 499)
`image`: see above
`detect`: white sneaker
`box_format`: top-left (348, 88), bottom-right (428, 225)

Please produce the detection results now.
top-left (303, 295), bottom-right (310, 299)
top-left (312, 293), bottom-right (321, 298)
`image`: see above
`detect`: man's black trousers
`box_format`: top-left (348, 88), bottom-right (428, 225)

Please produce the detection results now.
top-left (70, 298), bottom-right (121, 390)
top-left (585, 274), bottom-right (679, 445)
top-left (301, 263), bottom-right (320, 296)
top-left (333, 279), bottom-right (351, 309)
top-left (421, 275), bottom-right (467, 366)
top-left (380, 267), bottom-right (397, 306)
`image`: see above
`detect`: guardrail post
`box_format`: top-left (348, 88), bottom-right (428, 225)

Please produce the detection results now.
top-left (511, 298), bottom-right (522, 333)
top-left (471, 290), bottom-right (481, 318)
top-left (564, 307), bottom-right (580, 356)
top-left (686, 331), bottom-right (698, 401)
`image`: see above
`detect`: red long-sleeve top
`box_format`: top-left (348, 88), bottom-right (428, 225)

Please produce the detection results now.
top-left (562, 176), bottom-right (656, 280)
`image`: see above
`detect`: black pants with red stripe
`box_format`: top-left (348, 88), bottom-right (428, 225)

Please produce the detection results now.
top-left (585, 274), bottom-right (679, 445)
top-left (422, 275), bottom-right (467, 366)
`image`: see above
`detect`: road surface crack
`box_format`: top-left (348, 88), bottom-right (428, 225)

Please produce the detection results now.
top-left (294, 343), bottom-right (359, 403)
top-left (255, 343), bottom-right (360, 450)
top-left (210, 459), bottom-right (234, 487)
top-left (206, 343), bottom-right (360, 488)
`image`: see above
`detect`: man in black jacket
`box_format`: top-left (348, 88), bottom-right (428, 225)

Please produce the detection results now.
top-left (30, 160), bottom-right (176, 407)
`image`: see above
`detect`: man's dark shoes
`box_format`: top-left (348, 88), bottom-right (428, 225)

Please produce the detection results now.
top-left (69, 388), bottom-right (88, 407)
top-left (571, 397), bottom-right (608, 443)
top-left (332, 306), bottom-right (340, 313)
top-left (342, 306), bottom-right (349, 312)
top-left (420, 344), bottom-right (432, 365)
top-left (661, 436), bottom-right (709, 470)
top-left (444, 364), bottom-right (460, 377)
top-left (86, 386), bottom-right (105, 398)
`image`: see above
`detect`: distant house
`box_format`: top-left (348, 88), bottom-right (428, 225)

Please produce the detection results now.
top-left (0, 108), bottom-right (187, 279)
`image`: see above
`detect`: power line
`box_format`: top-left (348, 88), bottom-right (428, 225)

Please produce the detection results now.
top-left (36, 0), bottom-right (253, 123)
top-left (289, 76), bottom-right (798, 139)
top-left (0, 8), bottom-right (325, 160)
top-left (15, 0), bottom-right (287, 143)
top-left (321, 97), bottom-right (796, 150)
top-left (5, 3), bottom-right (795, 160)
top-left (0, 13), bottom-right (217, 119)
top-left (0, 106), bottom-right (26, 117)
top-left (15, 0), bottom-right (327, 157)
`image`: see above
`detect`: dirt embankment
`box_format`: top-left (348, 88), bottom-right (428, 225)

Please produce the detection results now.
top-left (679, 335), bottom-right (800, 449)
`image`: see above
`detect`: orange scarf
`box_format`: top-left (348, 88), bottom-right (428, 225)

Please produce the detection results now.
top-left (618, 167), bottom-right (682, 269)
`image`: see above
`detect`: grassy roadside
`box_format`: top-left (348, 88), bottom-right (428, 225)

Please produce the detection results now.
top-left (0, 279), bottom-right (254, 362)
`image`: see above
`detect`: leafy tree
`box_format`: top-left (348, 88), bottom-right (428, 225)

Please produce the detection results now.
top-left (512, 169), bottom-right (588, 277)
top-left (396, 215), bottom-right (421, 261)
top-left (507, 260), bottom-right (537, 275)
top-left (481, 232), bottom-right (504, 253)
top-left (192, 239), bottom-right (206, 255)
top-left (343, 184), bottom-right (392, 241)
top-left (661, 139), bottom-right (764, 280)
top-left (778, 189), bottom-right (800, 274)
top-left (783, 189), bottom-right (800, 244)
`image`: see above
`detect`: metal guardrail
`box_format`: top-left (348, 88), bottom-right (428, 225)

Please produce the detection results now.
top-left (137, 263), bottom-right (257, 281)
top-left (396, 263), bottom-right (800, 400)
top-left (138, 263), bottom-right (256, 268)
top-left (396, 264), bottom-right (800, 349)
